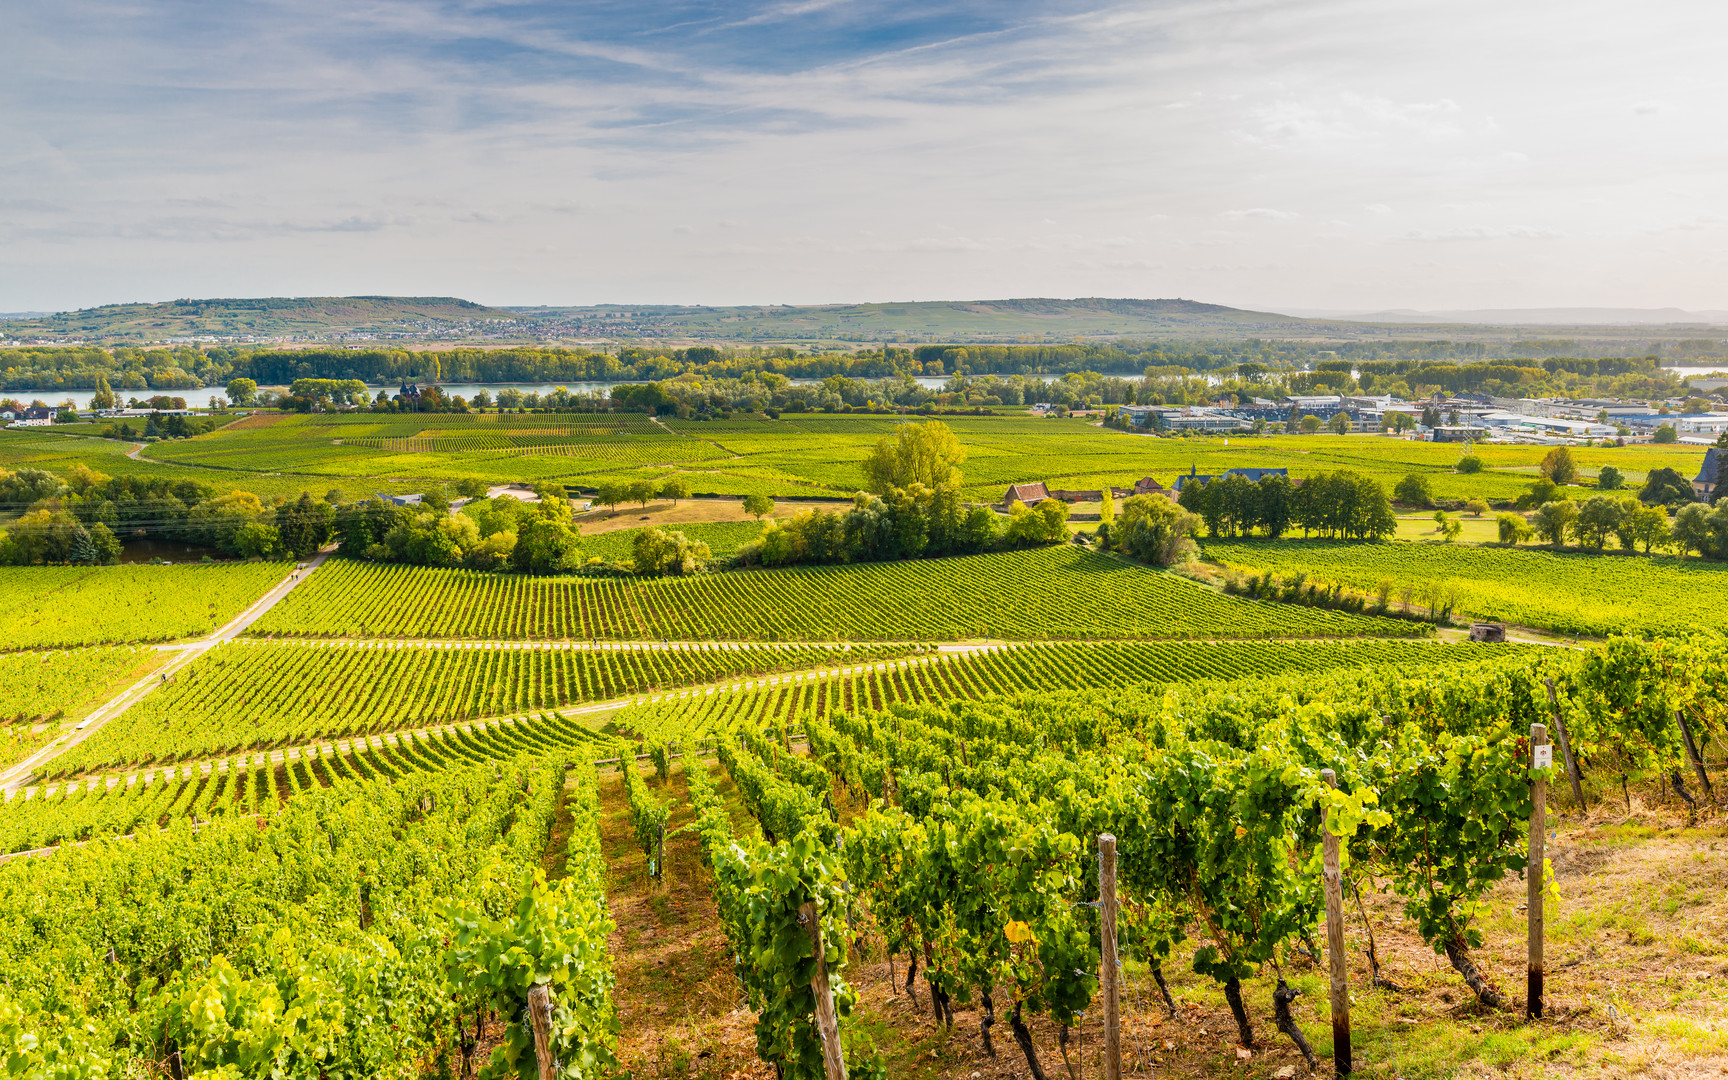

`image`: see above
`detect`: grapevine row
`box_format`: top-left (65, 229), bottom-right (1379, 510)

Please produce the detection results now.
top-left (610, 638), bottom-right (1527, 745)
top-left (3, 710), bottom-right (610, 853)
top-left (0, 755), bottom-right (619, 1079)
top-left (0, 562), bottom-right (287, 649)
top-left (705, 633), bottom-right (1725, 1074)
top-left (251, 546), bottom-right (1419, 641)
top-left (50, 638), bottom-right (923, 773)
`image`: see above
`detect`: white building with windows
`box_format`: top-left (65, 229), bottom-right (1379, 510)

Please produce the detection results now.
top-left (1670, 413), bottom-right (1728, 435)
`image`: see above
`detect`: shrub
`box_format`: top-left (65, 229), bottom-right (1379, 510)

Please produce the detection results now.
top-left (1393, 473), bottom-right (1433, 508)
top-left (1640, 467), bottom-right (1694, 507)
top-left (1116, 493), bottom-right (1199, 567)
top-left (1496, 513), bottom-right (1532, 545)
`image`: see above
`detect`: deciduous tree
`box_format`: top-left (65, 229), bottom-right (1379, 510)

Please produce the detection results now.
top-left (1531, 500), bottom-right (1579, 550)
top-left (1539, 446), bottom-right (1578, 484)
top-left (860, 420), bottom-right (966, 493)
top-left (742, 492), bottom-right (775, 520)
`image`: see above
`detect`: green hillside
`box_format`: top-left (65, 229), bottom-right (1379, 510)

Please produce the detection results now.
top-left (3, 296), bottom-right (514, 343)
top-left (507, 296), bottom-right (1316, 343)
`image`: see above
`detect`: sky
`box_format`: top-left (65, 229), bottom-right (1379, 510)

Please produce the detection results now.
top-left (4, 0), bottom-right (1728, 314)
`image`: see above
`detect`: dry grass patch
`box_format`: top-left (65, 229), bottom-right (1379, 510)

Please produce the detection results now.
top-left (574, 497), bottom-right (832, 534)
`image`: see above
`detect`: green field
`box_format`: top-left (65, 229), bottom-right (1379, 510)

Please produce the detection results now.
top-left (3, 391), bottom-right (1725, 1080)
top-left (126, 411), bottom-right (1711, 509)
top-left (1201, 537), bottom-right (1728, 637)
top-left (0, 646), bottom-right (161, 769)
top-left (249, 546), bottom-right (1416, 642)
top-left (0, 645), bottom-right (156, 723)
top-left (0, 426), bottom-right (423, 502)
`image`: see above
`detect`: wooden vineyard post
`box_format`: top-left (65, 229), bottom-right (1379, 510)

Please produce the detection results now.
top-left (800, 901), bottom-right (848, 1080)
top-left (1528, 723), bottom-right (1548, 1021)
top-left (1099, 833), bottom-right (1121, 1080)
top-left (1676, 710), bottom-right (1713, 801)
top-left (527, 983), bottom-right (556, 1080)
top-left (1320, 769), bottom-right (1351, 1075)
top-left (1542, 678), bottom-right (1586, 811)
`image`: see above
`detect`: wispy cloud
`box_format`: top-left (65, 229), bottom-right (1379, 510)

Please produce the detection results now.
top-left (2, 0), bottom-right (1727, 310)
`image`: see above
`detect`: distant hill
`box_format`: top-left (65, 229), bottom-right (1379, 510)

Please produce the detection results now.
top-left (1292, 306), bottom-right (1728, 327)
top-left (8, 294), bottom-right (1725, 349)
top-left (0, 296), bottom-right (514, 343)
top-left (505, 296), bottom-right (1317, 343)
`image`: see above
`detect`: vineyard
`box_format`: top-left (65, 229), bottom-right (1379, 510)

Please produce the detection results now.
top-left (0, 562), bottom-right (287, 647)
top-left (0, 645), bottom-right (159, 769)
top-left (0, 756), bottom-right (620, 1080)
top-left (48, 639), bottom-right (924, 773)
top-left (681, 633), bottom-right (1728, 1080)
top-left (250, 546), bottom-right (1418, 641)
top-left (1, 710), bottom-right (616, 853)
top-left (36, 637), bottom-right (1512, 777)
top-left (0, 459), bottom-right (1723, 1080)
top-left (144, 411), bottom-right (740, 483)
top-left (1203, 538), bottom-right (1728, 638)
top-left (603, 637), bottom-right (1525, 745)
top-left (0, 630), bottom-right (1723, 1077)
top-left (15, 401), bottom-right (1712, 514)
top-left (0, 645), bottom-right (156, 723)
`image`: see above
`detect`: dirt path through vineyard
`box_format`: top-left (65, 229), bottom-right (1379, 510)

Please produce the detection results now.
top-left (595, 756), bottom-right (774, 1078)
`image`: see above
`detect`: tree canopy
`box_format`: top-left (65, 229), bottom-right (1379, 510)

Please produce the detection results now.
top-left (860, 420), bottom-right (966, 493)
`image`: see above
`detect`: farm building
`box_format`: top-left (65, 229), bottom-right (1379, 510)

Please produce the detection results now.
top-left (1001, 482), bottom-right (1123, 506)
top-left (1696, 448), bottom-right (1721, 501)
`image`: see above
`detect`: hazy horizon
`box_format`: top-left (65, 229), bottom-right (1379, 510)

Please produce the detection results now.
top-left (5, 1), bottom-right (1727, 315)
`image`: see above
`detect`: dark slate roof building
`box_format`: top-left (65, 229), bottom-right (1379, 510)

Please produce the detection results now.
top-left (1696, 447), bottom-right (1722, 501)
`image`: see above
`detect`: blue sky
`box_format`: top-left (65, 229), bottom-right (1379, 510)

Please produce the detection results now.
top-left (3, 0), bottom-right (1727, 312)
